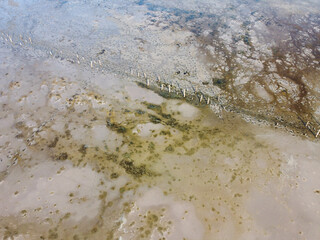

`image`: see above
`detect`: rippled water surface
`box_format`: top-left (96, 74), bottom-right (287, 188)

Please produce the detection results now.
top-left (0, 1), bottom-right (320, 239)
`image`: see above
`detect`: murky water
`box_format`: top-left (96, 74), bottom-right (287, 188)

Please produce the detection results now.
top-left (0, 1), bottom-right (320, 239)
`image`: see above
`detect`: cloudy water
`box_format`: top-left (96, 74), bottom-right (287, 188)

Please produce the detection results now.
top-left (0, 0), bottom-right (320, 239)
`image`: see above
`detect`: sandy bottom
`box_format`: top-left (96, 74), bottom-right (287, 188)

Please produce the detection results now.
top-left (0, 47), bottom-right (320, 240)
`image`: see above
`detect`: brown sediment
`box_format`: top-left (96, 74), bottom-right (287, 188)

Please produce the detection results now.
top-left (143, 8), bottom-right (320, 138)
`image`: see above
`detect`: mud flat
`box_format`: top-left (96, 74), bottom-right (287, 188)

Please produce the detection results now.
top-left (0, 0), bottom-right (320, 239)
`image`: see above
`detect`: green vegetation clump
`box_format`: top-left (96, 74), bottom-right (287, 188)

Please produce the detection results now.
top-left (119, 160), bottom-right (151, 178)
top-left (164, 144), bottom-right (174, 153)
top-left (106, 120), bottom-right (127, 133)
top-left (110, 172), bottom-right (119, 179)
top-left (148, 114), bottom-right (162, 124)
top-left (146, 103), bottom-right (161, 111)
top-left (135, 109), bottom-right (145, 115)
top-left (212, 78), bottom-right (227, 89)
top-left (48, 137), bottom-right (59, 148)
top-left (78, 144), bottom-right (87, 155)
top-left (148, 142), bottom-right (155, 152)
top-left (105, 153), bottom-right (118, 163)
top-left (57, 152), bottom-right (68, 160)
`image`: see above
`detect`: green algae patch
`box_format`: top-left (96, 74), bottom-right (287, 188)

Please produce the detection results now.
top-left (148, 114), bottom-right (162, 124)
top-left (78, 144), bottom-right (87, 156)
top-left (105, 153), bottom-right (119, 163)
top-left (135, 109), bottom-right (145, 115)
top-left (185, 147), bottom-right (197, 156)
top-left (212, 78), bottom-right (227, 90)
top-left (48, 137), bottom-right (59, 148)
top-left (159, 130), bottom-right (171, 136)
top-left (106, 120), bottom-right (127, 133)
top-left (119, 160), bottom-right (154, 178)
top-left (148, 142), bottom-right (155, 152)
top-left (147, 110), bottom-right (191, 133)
top-left (145, 103), bottom-right (162, 111)
top-left (110, 172), bottom-right (119, 179)
top-left (57, 152), bottom-right (68, 160)
top-left (164, 144), bottom-right (175, 153)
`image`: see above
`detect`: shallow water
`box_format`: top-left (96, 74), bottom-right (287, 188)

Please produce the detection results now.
top-left (0, 1), bottom-right (320, 240)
